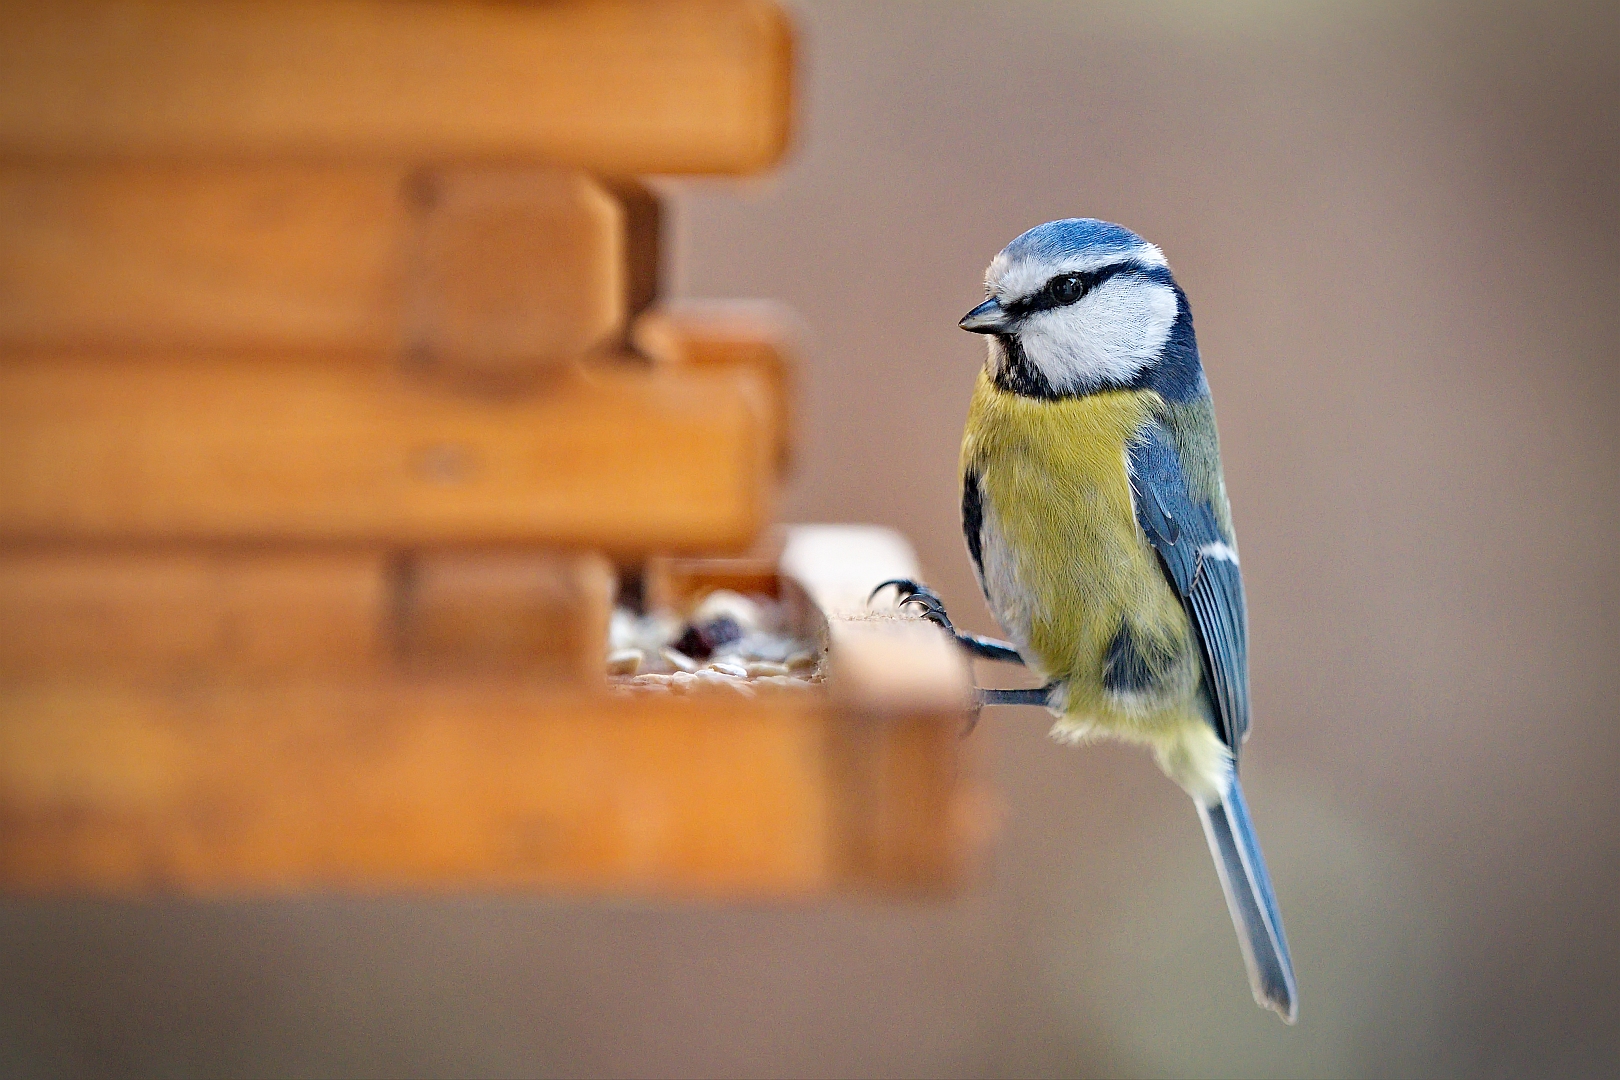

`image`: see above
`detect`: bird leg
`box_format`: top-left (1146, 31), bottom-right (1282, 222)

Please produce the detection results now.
top-left (869, 579), bottom-right (1046, 737)
top-left (868, 579), bottom-right (1026, 664)
top-left (958, 683), bottom-right (1059, 737)
top-left (976, 686), bottom-right (1056, 707)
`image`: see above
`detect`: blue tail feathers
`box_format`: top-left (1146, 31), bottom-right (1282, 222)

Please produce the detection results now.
top-left (1196, 777), bottom-right (1298, 1023)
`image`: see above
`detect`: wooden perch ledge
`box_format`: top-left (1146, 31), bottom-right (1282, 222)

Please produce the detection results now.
top-left (0, 528), bottom-right (990, 897)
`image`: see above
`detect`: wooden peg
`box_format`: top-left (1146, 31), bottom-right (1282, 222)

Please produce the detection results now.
top-left (394, 550), bottom-right (615, 681)
top-left (406, 168), bottom-right (624, 373)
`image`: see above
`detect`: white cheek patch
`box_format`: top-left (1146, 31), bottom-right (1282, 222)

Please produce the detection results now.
top-left (1018, 278), bottom-right (1178, 393)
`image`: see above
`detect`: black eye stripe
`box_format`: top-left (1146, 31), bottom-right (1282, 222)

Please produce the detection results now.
top-left (1003, 260), bottom-right (1151, 319)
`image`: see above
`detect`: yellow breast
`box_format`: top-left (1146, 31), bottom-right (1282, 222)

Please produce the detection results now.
top-left (960, 370), bottom-right (1194, 712)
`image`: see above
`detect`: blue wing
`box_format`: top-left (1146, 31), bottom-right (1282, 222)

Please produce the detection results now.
top-left (1128, 422), bottom-right (1251, 750)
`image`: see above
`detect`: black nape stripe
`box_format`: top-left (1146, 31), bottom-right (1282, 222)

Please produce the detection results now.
top-left (1137, 281), bottom-right (1206, 403)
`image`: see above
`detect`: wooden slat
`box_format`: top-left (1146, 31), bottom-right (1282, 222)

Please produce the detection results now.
top-left (0, 678), bottom-right (985, 896)
top-left (0, 547), bottom-right (616, 683)
top-left (827, 703), bottom-right (985, 893)
top-left (0, 163), bottom-right (628, 370)
top-left (0, 548), bottom-right (390, 680)
top-left (825, 619), bottom-right (974, 719)
top-left (0, 356), bottom-right (773, 552)
top-left (791, 523), bottom-right (981, 891)
top-left (0, 0), bottom-right (793, 175)
top-left (633, 303), bottom-right (795, 471)
top-left (0, 684), bottom-right (837, 895)
top-left (821, 619), bottom-right (983, 891)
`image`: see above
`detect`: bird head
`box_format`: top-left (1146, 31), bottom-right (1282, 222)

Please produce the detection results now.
top-left (961, 219), bottom-right (1187, 398)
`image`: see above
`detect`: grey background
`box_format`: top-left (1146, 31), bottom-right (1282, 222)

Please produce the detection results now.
top-left (4, 3), bottom-right (1618, 1077)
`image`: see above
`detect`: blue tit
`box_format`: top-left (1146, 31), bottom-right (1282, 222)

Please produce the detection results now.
top-left (878, 218), bottom-right (1297, 1022)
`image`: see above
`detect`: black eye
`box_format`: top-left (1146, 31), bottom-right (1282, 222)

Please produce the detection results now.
top-left (1049, 272), bottom-right (1087, 306)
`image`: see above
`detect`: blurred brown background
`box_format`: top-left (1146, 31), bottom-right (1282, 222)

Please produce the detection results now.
top-left (3, 2), bottom-right (1617, 1076)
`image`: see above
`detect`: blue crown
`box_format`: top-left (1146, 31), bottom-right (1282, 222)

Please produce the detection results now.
top-left (1003, 218), bottom-right (1148, 263)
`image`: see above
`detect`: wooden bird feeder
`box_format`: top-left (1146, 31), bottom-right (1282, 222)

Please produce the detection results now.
top-left (0, 0), bottom-right (993, 899)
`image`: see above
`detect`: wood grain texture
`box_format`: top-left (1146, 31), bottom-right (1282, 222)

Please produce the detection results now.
top-left (0, 679), bottom-right (983, 896)
top-left (0, 163), bottom-right (627, 370)
top-left (0, 684), bottom-right (836, 895)
top-left (0, 547), bottom-right (615, 683)
top-left (0, 0), bottom-right (794, 174)
top-left (0, 356), bottom-right (774, 553)
top-left (0, 548), bottom-right (390, 680)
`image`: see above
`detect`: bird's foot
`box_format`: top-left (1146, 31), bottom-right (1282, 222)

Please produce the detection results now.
top-left (868, 579), bottom-right (1026, 664)
top-left (871, 578), bottom-right (957, 630)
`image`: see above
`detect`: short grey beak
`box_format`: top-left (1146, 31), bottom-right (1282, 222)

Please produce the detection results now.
top-left (959, 297), bottom-right (1013, 334)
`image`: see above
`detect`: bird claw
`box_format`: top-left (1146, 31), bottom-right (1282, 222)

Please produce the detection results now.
top-left (869, 578), bottom-right (958, 633)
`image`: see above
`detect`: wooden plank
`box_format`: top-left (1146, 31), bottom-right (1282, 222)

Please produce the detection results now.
top-left (396, 551), bottom-right (615, 680)
top-left (0, 547), bottom-right (616, 683)
top-left (0, 684), bottom-right (836, 895)
top-left (0, 163), bottom-right (400, 353)
top-left (0, 548), bottom-right (390, 680)
top-left (0, 0), bottom-right (794, 175)
top-left (779, 525), bottom-right (991, 894)
top-left (633, 303), bottom-right (795, 471)
top-left (822, 619), bottom-right (984, 893)
top-left (0, 357), bottom-right (773, 553)
top-left (827, 706), bottom-right (987, 894)
top-left (0, 163), bottom-right (628, 370)
top-left (0, 677), bottom-right (987, 897)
